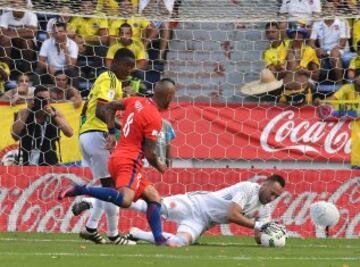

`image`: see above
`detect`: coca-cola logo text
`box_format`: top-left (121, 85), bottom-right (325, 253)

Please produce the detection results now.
top-left (260, 110), bottom-right (351, 155)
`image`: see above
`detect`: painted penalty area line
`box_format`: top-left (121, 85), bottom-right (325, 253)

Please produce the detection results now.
top-left (1, 237), bottom-right (360, 250)
top-left (0, 252), bottom-right (359, 261)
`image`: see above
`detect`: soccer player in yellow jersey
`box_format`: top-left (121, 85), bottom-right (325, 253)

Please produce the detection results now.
top-left (77, 48), bottom-right (136, 245)
top-left (326, 75), bottom-right (360, 115)
top-left (348, 41), bottom-right (360, 80)
top-left (106, 23), bottom-right (148, 70)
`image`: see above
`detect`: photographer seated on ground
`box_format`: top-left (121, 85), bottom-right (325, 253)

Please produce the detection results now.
top-left (11, 85), bottom-right (73, 166)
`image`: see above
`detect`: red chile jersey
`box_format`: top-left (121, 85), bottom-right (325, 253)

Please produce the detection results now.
top-left (110, 96), bottom-right (162, 164)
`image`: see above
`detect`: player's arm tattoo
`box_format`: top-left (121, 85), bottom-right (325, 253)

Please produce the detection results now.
top-left (105, 100), bottom-right (126, 129)
top-left (143, 138), bottom-right (162, 171)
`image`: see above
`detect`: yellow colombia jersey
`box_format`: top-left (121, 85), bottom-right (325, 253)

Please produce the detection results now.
top-left (96, 0), bottom-right (139, 14)
top-left (69, 16), bottom-right (109, 38)
top-left (109, 16), bottom-right (151, 42)
top-left (80, 71), bottom-right (123, 134)
top-left (106, 39), bottom-right (148, 60)
top-left (353, 19), bottom-right (360, 51)
top-left (263, 40), bottom-right (289, 67)
top-left (334, 84), bottom-right (360, 113)
top-left (295, 43), bottom-right (320, 69)
top-left (349, 56), bottom-right (360, 70)
top-left (0, 61), bottom-right (10, 94)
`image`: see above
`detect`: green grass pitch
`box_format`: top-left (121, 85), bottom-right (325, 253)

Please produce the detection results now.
top-left (0, 232), bottom-right (359, 267)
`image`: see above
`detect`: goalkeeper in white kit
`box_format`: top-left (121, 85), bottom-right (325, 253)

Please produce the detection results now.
top-left (75, 174), bottom-right (285, 246)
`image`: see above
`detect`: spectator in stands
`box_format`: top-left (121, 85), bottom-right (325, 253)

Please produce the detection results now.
top-left (309, 0), bottom-right (350, 83)
top-left (49, 70), bottom-right (82, 108)
top-left (11, 85), bottom-right (73, 166)
top-left (68, 0), bottom-right (109, 55)
top-left (318, 74), bottom-right (360, 115)
top-left (0, 73), bottom-right (35, 105)
top-left (279, 0), bottom-right (321, 20)
top-left (0, 3), bottom-right (38, 72)
top-left (150, 21), bottom-right (172, 62)
top-left (333, 0), bottom-right (358, 13)
top-left (352, 19), bottom-right (360, 52)
top-left (109, 15), bottom-right (155, 49)
top-left (0, 58), bottom-right (10, 95)
top-left (96, 0), bottom-right (135, 15)
top-left (263, 22), bottom-right (288, 79)
top-left (139, 0), bottom-right (177, 61)
top-left (36, 22), bottom-right (79, 85)
top-left (106, 23), bottom-right (148, 70)
top-left (280, 22), bottom-right (320, 105)
top-left (46, 7), bottom-right (73, 38)
top-left (278, 0), bottom-right (321, 40)
top-left (348, 41), bottom-right (360, 80)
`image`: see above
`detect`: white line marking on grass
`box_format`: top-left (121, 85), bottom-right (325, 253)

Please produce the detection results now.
top-left (2, 238), bottom-right (360, 249)
top-left (0, 252), bottom-right (359, 261)
top-left (0, 237), bottom-right (81, 243)
top-left (200, 241), bottom-right (360, 249)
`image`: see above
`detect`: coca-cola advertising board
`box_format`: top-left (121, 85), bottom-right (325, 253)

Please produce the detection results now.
top-left (0, 166), bottom-right (359, 238)
top-left (163, 103), bottom-right (353, 162)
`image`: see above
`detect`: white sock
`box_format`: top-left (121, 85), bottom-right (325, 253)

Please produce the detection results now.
top-left (85, 199), bottom-right (104, 230)
top-left (130, 199), bottom-right (167, 218)
top-left (103, 202), bottom-right (120, 237)
top-left (131, 229), bottom-right (189, 246)
top-left (130, 199), bottom-right (148, 213)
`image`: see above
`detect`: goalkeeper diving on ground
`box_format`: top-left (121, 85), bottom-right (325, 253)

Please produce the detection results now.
top-left (72, 174), bottom-right (286, 247)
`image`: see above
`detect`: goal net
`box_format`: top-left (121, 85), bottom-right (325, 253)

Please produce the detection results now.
top-left (0, 0), bottom-right (359, 239)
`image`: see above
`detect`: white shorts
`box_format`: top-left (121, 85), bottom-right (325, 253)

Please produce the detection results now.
top-left (79, 131), bottom-right (110, 180)
top-left (163, 194), bottom-right (207, 243)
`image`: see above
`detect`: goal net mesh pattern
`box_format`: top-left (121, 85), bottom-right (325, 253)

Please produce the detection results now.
top-left (0, 0), bottom-right (359, 239)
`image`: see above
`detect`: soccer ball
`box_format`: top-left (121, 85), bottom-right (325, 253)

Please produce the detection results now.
top-left (260, 223), bottom-right (287, 247)
top-left (310, 201), bottom-right (340, 227)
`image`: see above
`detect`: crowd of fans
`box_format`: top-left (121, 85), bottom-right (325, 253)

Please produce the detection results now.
top-left (0, 0), bottom-right (179, 106)
top-left (251, 0), bottom-right (360, 105)
top-left (0, 0), bottom-right (359, 109)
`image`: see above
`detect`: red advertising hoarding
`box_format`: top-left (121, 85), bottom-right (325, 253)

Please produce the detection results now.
top-left (0, 166), bottom-right (358, 238)
top-left (163, 103), bottom-right (351, 162)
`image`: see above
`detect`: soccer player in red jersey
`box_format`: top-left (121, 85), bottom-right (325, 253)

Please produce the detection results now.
top-left (59, 78), bottom-right (176, 246)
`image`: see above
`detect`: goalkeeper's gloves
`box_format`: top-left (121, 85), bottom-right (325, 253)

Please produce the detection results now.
top-left (254, 221), bottom-right (277, 231)
top-left (254, 221), bottom-right (266, 231)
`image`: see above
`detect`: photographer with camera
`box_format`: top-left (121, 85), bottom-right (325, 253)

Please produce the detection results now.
top-left (11, 85), bottom-right (73, 166)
